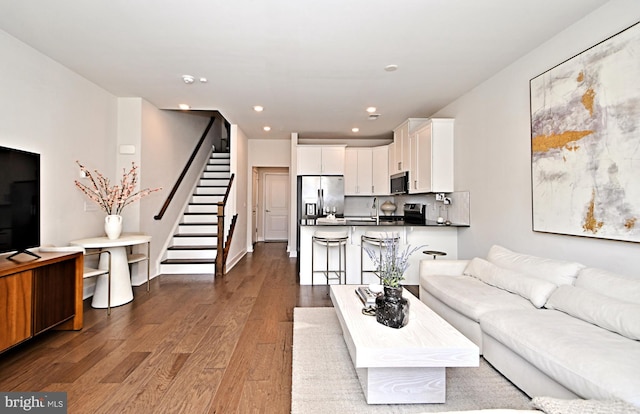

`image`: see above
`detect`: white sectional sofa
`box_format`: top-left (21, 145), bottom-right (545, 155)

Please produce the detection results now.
top-left (419, 245), bottom-right (640, 407)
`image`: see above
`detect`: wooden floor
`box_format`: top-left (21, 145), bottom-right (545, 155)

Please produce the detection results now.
top-left (0, 242), bottom-right (334, 413)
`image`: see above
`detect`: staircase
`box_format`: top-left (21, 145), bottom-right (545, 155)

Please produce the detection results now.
top-left (160, 152), bottom-right (231, 274)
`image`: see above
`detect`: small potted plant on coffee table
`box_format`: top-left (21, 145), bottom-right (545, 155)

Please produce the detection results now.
top-left (364, 236), bottom-right (423, 328)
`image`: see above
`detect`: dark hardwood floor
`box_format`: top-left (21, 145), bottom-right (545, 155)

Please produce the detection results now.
top-left (0, 242), bottom-right (418, 413)
top-left (0, 243), bottom-right (326, 413)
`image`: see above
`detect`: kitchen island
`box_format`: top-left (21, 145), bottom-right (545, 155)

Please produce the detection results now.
top-left (298, 217), bottom-right (467, 285)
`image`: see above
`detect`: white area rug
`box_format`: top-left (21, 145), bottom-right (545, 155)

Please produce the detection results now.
top-left (292, 307), bottom-right (533, 414)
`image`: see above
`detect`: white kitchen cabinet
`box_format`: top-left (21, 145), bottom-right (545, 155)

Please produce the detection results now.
top-left (321, 146), bottom-right (346, 175)
top-left (391, 118), bottom-right (429, 175)
top-left (387, 141), bottom-right (396, 176)
top-left (372, 145), bottom-right (389, 194)
top-left (345, 146), bottom-right (389, 195)
top-left (391, 121), bottom-right (408, 174)
top-left (409, 118), bottom-right (454, 193)
top-left (344, 148), bottom-right (373, 195)
top-left (297, 145), bottom-right (345, 175)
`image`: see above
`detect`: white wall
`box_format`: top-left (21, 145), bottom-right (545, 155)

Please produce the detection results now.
top-left (290, 133), bottom-right (299, 256)
top-left (248, 139), bottom-right (291, 167)
top-left (435, 0), bottom-right (640, 276)
top-left (1, 29), bottom-right (216, 286)
top-left (117, 98), bottom-right (144, 232)
top-left (139, 103), bottom-right (213, 282)
top-left (0, 29), bottom-right (118, 246)
top-left (227, 124), bottom-right (249, 270)
top-left (247, 139), bottom-right (292, 251)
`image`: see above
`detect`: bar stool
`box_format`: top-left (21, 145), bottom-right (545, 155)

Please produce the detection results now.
top-left (312, 230), bottom-right (349, 285)
top-left (424, 250), bottom-right (447, 259)
top-left (360, 231), bottom-right (400, 284)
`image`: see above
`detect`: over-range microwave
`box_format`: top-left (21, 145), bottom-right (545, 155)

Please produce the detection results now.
top-left (390, 172), bottom-right (409, 195)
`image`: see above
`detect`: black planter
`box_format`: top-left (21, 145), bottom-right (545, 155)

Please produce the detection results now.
top-left (375, 286), bottom-right (409, 328)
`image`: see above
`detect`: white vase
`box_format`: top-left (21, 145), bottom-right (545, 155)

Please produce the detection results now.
top-left (104, 215), bottom-right (123, 240)
top-left (380, 201), bottom-right (397, 216)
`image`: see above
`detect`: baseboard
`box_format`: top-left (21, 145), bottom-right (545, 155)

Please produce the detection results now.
top-left (225, 249), bottom-right (247, 273)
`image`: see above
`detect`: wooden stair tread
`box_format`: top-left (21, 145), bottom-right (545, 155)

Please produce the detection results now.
top-left (184, 212), bottom-right (219, 216)
top-left (167, 245), bottom-right (217, 250)
top-left (161, 258), bottom-right (217, 264)
top-left (161, 148), bottom-right (236, 276)
top-left (173, 233), bottom-right (218, 237)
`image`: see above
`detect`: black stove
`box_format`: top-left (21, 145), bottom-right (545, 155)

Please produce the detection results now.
top-left (403, 203), bottom-right (425, 224)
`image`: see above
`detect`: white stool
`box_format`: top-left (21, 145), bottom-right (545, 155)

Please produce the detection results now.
top-left (312, 230), bottom-right (349, 285)
top-left (360, 231), bottom-right (400, 284)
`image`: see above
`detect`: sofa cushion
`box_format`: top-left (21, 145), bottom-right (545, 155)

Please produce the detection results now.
top-left (575, 267), bottom-right (640, 305)
top-left (480, 309), bottom-right (640, 406)
top-left (420, 273), bottom-right (533, 322)
top-left (486, 245), bottom-right (583, 286)
top-left (546, 285), bottom-right (640, 340)
top-left (463, 258), bottom-right (557, 308)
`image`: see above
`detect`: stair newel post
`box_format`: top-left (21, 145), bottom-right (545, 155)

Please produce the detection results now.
top-left (216, 201), bottom-right (225, 277)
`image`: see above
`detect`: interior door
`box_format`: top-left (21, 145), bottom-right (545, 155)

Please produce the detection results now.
top-left (264, 173), bottom-right (289, 241)
top-left (252, 168), bottom-right (259, 245)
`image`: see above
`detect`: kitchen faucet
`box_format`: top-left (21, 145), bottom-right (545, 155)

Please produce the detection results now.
top-left (372, 197), bottom-right (379, 225)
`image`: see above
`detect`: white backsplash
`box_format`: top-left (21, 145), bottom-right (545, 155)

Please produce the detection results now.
top-left (345, 191), bottom-right (470, 225)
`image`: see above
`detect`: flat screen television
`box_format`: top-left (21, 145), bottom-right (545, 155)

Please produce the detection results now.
top-left (0, 146), bottom-right (41, 260)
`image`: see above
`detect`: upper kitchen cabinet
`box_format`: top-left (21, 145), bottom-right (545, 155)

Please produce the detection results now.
top-left (345, 146), bottom-right (389, 195)
top-left (372, 145), bottom-right (389, 194)
top-left (409, 118), bottom-right (454, 193)
top-left (387, 141), bottom-right (396, 176)
top-left (297, 145), bottom-right (346, 175)
top-left (344, 148), bottom-right (372, 195)
top-left (390, 118), bottom-right (429, 175)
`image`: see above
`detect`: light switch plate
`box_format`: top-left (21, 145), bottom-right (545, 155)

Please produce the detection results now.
top-left (119, 145), bottom-right (136, 154)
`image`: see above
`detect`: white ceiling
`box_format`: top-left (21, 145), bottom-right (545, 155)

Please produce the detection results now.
top-left (0, 0), bottom-right (609, 140)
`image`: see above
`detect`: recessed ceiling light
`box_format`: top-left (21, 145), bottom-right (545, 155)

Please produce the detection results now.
top-left (384, 64), bottom-right (398, 72)
top-left (178, 104), bottom-right (190, 110)
top-left (366, 107), bottom-right (377, 113)
top-left (263, 126), bottom-right (271, 131)
top-left (253, 105), bottom-right (264, 112)
top-left (352, 128), bottom-right (359, 133)
top-left (199, 77), bottom-right (208, 83)
top-left (182, 75), bottom-right (195, 84)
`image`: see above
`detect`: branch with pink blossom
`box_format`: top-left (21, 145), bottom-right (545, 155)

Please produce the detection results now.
top-left (75, 161), bottom-right (162, 215)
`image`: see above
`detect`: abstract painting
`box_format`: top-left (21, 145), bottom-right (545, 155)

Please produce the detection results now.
top-left (530, 21), bottom-right (640, 242)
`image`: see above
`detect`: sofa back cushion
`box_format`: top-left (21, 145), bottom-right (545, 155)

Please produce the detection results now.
top-left (486, 245), bottom-right (583, 286)
top-left (546, 285), bottom-right (640, 340)
top-left (463, 257), bottom-right (557, 308)
top-left (575, 267), bottom-right (640, 305)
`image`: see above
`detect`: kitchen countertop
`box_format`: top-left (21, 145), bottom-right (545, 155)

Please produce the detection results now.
top-left (300, 217), bottom-right (469, 227)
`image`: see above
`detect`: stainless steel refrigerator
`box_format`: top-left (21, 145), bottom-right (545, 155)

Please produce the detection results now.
top-left (297, 175), bottom-right (345, 220)
top-left (296, 176), bottom-right (345, 264)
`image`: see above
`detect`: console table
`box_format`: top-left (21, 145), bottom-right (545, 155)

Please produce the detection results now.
top-left (70, 233), bottom-right (151, 309)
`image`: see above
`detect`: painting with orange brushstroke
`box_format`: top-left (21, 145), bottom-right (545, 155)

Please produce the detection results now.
top-left (530, 21), bottom-right (640, 243)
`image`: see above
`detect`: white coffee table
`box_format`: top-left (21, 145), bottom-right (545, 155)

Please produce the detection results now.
top-left (329, 285), bottom-right (479, 404)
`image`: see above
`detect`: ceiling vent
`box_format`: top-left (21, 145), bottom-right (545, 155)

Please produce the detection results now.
top-left (368, 113), bottom-right (380, 121)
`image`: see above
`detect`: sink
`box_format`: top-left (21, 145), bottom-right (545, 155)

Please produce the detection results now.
top-left (316, 217), bottom-right (347, 224)
top-left (345, 216), bottom-right (377, 222)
